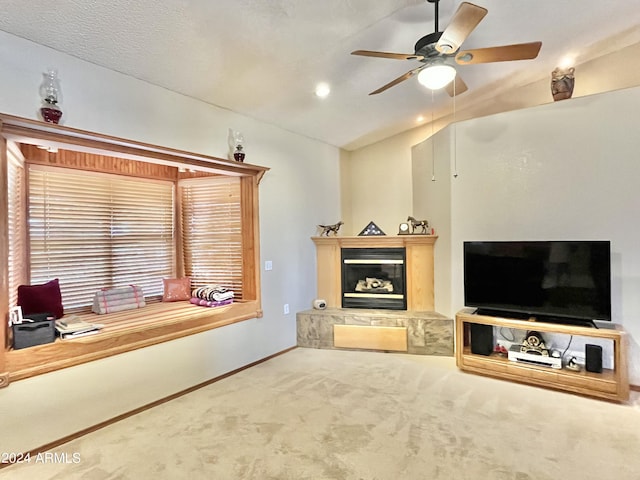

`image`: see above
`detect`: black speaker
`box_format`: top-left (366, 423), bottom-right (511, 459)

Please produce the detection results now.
top-left (470, 324), bottom-right (494, 356)
top-left (585, 344), bottom-right (603, 373)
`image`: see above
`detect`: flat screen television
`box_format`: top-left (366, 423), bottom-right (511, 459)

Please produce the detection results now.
top-left (463, 241), bottom-right (611, 325)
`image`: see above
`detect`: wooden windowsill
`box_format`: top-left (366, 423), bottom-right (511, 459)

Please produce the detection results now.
top-left (5, 300), bottom-right (263, 383)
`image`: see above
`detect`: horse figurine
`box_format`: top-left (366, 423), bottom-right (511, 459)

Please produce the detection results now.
top-left (407, 216), bottom-right (429, 234)
top-left (318, 221), bottom-right (343, 236)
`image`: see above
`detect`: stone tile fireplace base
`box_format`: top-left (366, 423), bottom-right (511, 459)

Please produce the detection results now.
top-left (296, 308), bottom-right (453, 356)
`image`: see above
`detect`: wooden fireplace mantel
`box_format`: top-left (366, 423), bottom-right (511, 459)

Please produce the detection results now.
top-left (311, 235), bottom-right (437, 311)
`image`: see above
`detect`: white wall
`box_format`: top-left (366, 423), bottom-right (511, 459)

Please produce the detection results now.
top-left (344, 129), bottom-right (428, 236)
top-left (0, 31), bottom-right (341, 452)
top-left (419, 86), bottom-right (640, 384)
top-left (411, 131), bottom-right (452, 315)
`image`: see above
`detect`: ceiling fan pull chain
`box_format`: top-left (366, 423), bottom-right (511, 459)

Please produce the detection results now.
top-left (453, 78), bottom-right (458, 178)
top-left (431, 89), bottom-right (436, 182)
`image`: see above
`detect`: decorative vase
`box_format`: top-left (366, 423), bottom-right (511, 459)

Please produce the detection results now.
top-left (39, 69), bottom-right (63, 124)
top-left (551, 67), bottom-right (575, 102)
top-left (233, 145), bottom-right (245, 162)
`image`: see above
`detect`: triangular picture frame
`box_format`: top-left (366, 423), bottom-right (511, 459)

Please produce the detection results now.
top-left (358, 221), bottom-right (386, 236)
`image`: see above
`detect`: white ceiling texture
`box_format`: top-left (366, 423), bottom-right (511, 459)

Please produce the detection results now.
top-left (1, 0), bottom-right (640, 150)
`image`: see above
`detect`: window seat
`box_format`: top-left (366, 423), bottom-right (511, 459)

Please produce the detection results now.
top-left (5, 300), bottom-right (263, 383)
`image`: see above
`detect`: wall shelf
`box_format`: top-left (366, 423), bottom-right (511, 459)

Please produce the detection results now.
top-left (455, 308), bottom-right (629, 402)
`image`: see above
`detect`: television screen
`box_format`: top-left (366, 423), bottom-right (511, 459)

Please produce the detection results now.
top-left (464, 241), bottom-right (611, 323)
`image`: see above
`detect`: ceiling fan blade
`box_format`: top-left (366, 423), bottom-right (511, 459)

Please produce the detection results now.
top-left (351, 50), bottom-right (424, 61)
top-left (436, 2), bottom-right (488, 54)
top-left (369, 68), bottom-right (422, 95)
top-left (455, 42), bottom-right (542, 64)
top-left (445, 75), bottom-right (469, 97)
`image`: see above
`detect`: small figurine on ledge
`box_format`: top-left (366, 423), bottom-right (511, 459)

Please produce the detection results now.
top-left (407, 216), bottom-right (429, 234)
top-left (318, 221), bottom-right (343, 236)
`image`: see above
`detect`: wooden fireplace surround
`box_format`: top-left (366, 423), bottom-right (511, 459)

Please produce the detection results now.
top-left (312, 235), bottom-right (437, 311)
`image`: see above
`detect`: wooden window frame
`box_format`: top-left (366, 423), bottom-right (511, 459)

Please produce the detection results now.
top-left (0, 113), bottom-right (268, 386)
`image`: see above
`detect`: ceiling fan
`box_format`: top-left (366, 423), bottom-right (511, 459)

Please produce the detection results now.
top-left (351, 0), bottom-right (542, 96)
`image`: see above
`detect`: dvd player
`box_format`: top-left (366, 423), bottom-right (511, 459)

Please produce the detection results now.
top-left (508, 345), bottom-right (562, 369)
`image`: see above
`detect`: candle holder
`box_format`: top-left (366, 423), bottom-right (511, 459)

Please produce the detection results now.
top-left (39, 68), bottom-right (63, 124)
top-left (228, 129), bottom-right (246, 162)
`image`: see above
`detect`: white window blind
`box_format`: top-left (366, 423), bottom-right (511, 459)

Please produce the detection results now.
top-left (7, 143), bottom-right (26, 307)
top-left (180, 176), bottom-right (243, 299)
top-left (28, 165), bottom-right (175, 309)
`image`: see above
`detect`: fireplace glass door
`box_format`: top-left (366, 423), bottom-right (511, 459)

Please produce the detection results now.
top-left (341, 248), bottom-right (406, 310)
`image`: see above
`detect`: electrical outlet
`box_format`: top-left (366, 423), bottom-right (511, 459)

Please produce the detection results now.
top-left (283, 304), bottom-right (290, 315)
top-left (265, 260), bottom-right (273, 271)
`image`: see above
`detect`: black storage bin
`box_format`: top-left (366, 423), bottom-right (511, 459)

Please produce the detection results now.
top-left (12, 320), bottom-right (56, 349)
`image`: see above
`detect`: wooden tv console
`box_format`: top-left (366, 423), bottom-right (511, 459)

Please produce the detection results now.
top-left (455, 309), bottom-right (629, 402)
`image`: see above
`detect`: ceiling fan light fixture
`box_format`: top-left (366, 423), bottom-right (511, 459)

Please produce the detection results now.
top-left (315, 83), bottom-right (331, 98)
top-left (417, 64), bottom-right (457, 90)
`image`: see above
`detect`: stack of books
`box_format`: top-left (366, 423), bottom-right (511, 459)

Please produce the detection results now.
top-left (55, 316), bottom-right (104, 339)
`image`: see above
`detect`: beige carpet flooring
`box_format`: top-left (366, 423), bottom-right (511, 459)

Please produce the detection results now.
top-left (2, 348), bottom-right (640, 480)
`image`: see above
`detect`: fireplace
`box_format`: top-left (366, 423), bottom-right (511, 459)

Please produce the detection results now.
top-left (312, 235), bottom-right (436, 311)
top-left (341, 248), bottom-right (406, 310)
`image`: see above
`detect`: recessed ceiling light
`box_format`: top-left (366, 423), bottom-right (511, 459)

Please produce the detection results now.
top-left (315, 83), bottom-right (330, 98)
top-left (558, 55), bottom-right (576, 69)
top-left (417, 115), bottom-right (425, 123)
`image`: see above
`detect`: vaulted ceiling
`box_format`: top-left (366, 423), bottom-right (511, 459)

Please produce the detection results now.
top-left (1, 1), bottom-right (639, 150)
